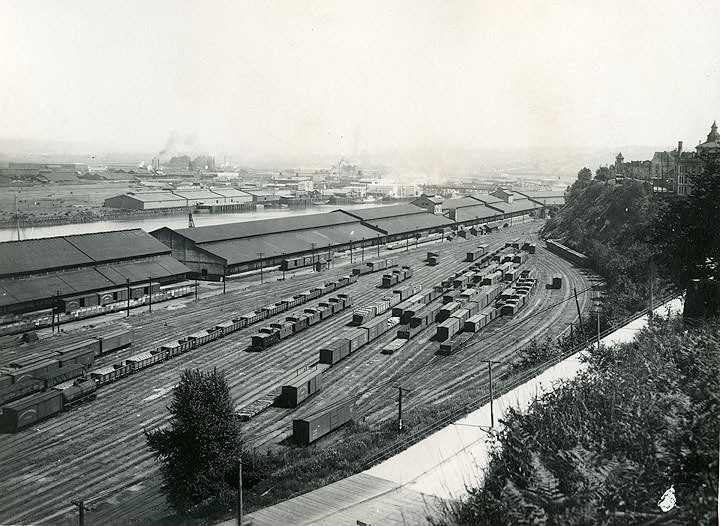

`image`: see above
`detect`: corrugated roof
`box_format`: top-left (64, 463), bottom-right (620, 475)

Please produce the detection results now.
top-left (0, 255), bottom-right (190, 307)
top-left (171, 190), bottom-right (222, 200)
top-left (0, 238), bottom-right (94, 277)
top-left (453, 204), bottom-right (503, 223)
top-left (441, 196), bottom-right (483, 210)
top-left (209, 188), bottom-right (251, 198)
top-left (160, 210), bottom-right (359, 244)
top-left (474, 198), bottom-right (536, 214)
top-left (514, 190), bottom-right (565, 199)
top-left (340, 204), bottom-right (426, 221)
top-left (200, 223), bottom-right (381, 266)
top-left (123, 192), bottom-right (188, 203)
top-left (360, 214), bottom-right (454, 236)
top-left (65, 230), bottom-right (170, 261)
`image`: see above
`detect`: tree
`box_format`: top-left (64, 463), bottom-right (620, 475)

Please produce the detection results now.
top-left (146, 368), bottom-right (243, 513)
top-left (577, 167), bottom-right (592, 182)
top-left (595, 165), bottom-right (612, 182)
top-left (654, 156), bottom-right (720, 285)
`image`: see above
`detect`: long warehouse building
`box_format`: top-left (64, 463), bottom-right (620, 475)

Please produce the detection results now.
top-left (0, 229), bottom-right (191, 316)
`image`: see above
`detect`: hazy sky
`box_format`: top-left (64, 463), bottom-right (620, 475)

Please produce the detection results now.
top-left (2, 0), bottom-right (719, 159)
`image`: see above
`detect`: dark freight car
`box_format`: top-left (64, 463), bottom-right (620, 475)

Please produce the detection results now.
top-left (292, 397), bottom-right (356, 445)
top-left (0, 390), bottom-right (63, 432)
top-left (98, 328), bottom-right (133, 354)
top-left (319, 339), bottom-right (351, 365)
top-left (278, 368), bottom-right (324, 408)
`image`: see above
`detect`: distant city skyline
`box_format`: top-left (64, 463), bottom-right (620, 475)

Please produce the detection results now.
top-left (2, 0), bottom-right (719, 161)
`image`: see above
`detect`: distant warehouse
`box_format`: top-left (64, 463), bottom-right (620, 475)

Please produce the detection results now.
top-left (151, 205), bottom-right (455, 279)
top-left (0, 230), bottom-right (191, 316)
top-left (103, 188), bottom-right (252, 211)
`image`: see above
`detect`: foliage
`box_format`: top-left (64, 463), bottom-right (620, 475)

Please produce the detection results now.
top-left (541, 179), bottom-right (663, 322)
top-left (595, 165), bottom-right (613, 182)
top-left (436, 317), bottom-right (719, 525)
top-left (145, 368), bottom-right (243, 513)
top-left (577, 167), bottom-right (592, 182)
top-left (653, 156), bottom-right (720, 285)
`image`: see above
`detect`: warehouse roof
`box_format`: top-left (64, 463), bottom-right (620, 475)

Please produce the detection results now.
top-left (209, 188), bottom-right (251, 198)
top-left (155, 210), bottom-right (359, 244)
top-left (474, 198), bottom-right (537, 214)
top-left (360, 213), bottom-right (454, 236)
top-left (0, 238), bottom-right (94, 277)
top-left (64, 230), bottom-right (171, 262)
top-left (453, 204), bottom-right (504, 223)
top-left (514, 190), bottom-right (566, 206)
top-left (171, 190), bottom-right (222, 200)
top-left (199, 223), bottom-right (380, 266)
top-left (0, 229), bottom-right (174, 278)
top-left (122, 192), bottom-right (188, 203)
top-left (440, 196), bottom-right (483, 210)
top-left (339, 204), bottom-right (426, 221)
top-left (0, 255), bottom-right (191, 307)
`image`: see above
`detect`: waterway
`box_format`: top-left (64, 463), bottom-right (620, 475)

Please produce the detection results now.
top-left (0, 202), bottom-right (386, 242)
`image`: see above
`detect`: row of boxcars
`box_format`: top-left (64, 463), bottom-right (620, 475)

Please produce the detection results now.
top-left (545, 239), bottom-right (587, 266)
top-left (351, 257), bottom-right (398, 276)
top-left (1, 268), bottom-right (380, 433)
top-left (292, 245), bottom-right (519, 443)
top-left (386, 232), bottom-right (444, 250)
top-left (0, 328), bottom-right (134, 432)
top-left (292, 242), bottom-right (542, 444)
top-left (381, 266), bottom-right (413, 288)
top-left (250, 293), bottom-right (353, 351)
top-left (280, 253), bottom-right (328, 271)
top-left (352, 284), bottom-right (422, 325)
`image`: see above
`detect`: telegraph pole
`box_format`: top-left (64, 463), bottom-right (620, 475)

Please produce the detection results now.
top-left (195, 279), bottom-right (198, 300)
top-left (237, 458), bottom-right (243, 526)
top-left (257, 252), bottom-right (264, 284)
top-left (350, 240), bottom-right (353, 264)
top-left (282, 252), bottom-right (286, 280)
top-left (573, 287), bottom-right (585, 339)
top-left (148, 276), bottom-right (152, 312)
top-left (361, 238), bottom-right (365, 261)
top-left (71, 500), bottom-right (92, 526)
top-left (126, 278), bottom-right (131, 317)
top-left (395, 386), bottom-right (404, 432)
top-left (376, 234), bottom-right (380, 257)
top-left (311, 242), bottom-right (317, 271)
top-left (486, 360), bottom-right (502, 428)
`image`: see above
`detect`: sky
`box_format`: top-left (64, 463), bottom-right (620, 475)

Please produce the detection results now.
top-left (1, 0), bottom-right (719, 161)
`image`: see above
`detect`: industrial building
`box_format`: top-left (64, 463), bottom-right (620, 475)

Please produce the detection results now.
top-left (0, 230), bottom-right (191, 316)
top-left (151, 210), bottom-right (381, 279)
top-left (103, 188), bottom-right (253, 210)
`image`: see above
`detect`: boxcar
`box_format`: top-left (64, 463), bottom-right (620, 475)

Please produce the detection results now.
top-left (292, 397), bottom-right (356, 445)
top-left (0, 378), bottom-right (45, 406)
top-left (0, 390), bottom-right (64, 432)
top-left (97, 328), bottom-right (133, 354)
top-left (318, 339), bottom-right (351, 365)
top-left (279, 368), bottom-right (324, 408)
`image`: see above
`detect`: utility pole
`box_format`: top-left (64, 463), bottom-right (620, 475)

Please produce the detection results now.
top-left (257, 252), bottom-right (264, 284)
top-left (311, 243), bottom-right (317, 271)
top-left (350, 239), bottom-right (353, 264)
top-left (126, 279), bottom-right (131, 317)
top-left (486, 360), bottom-right (502, 428)
top-left (71, 500), bottom-right (92, 526)
top-left (649, 259), bottom-right (655, 319)
top-left (54, 291), bottom-right (60, 332)
top-left (282, 252), bottom-right (286, 280)
top-left (238, 459), bottom-right (242, 526)
top-left (148, 276), bottom-right (152, 312)
top-left (361, 239), bottom-right (365, 261)
top-left (395, 386), bottom-right (404, 432)
top-left (195, 279), bottom-right (198, 300)
top-left (223, 269), bottom-right (226, 294)
top-left (573, 287), bottom-right (585, 339)
top-left (376, 234), bottom-right (380, 257)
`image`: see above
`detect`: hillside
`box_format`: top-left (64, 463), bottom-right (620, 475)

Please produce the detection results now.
top-left (437, 315), bottom-right (719, 525)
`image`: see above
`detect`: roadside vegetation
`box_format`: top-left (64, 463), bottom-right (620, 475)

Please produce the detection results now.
top-left (435, 316), bottom-right (719, 526)
top-left (440, 158), bottom-right (720, 524)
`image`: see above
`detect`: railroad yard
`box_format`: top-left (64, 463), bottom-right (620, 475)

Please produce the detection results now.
top-left (0, 219), bottom-right (598, 525)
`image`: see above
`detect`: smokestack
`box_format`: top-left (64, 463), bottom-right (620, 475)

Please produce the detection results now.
top-left (678, 141), bottom-right (683, 154)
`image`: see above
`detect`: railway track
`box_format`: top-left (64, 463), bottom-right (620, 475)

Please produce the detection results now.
top-left (0, 221), bottom-right (600, 525)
